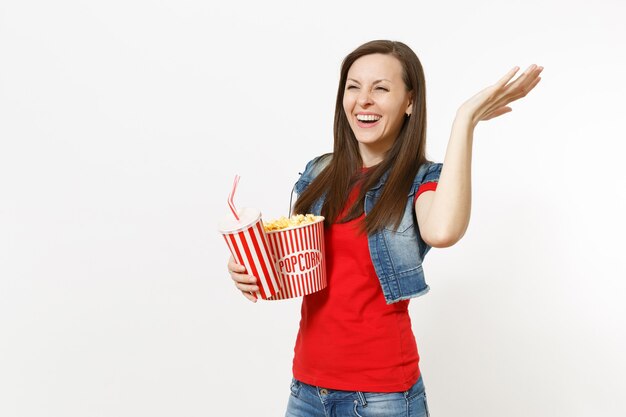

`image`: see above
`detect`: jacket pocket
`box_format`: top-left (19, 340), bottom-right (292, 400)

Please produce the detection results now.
top-left (383, 199), bottom-right (415, 234)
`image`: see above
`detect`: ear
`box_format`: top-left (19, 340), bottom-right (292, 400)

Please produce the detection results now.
top-left (405, 91), bottom-right (413, 116)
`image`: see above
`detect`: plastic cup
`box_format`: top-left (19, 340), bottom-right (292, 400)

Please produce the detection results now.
top-left (218, 207), bottom-right (281, 300)
top-left (264, 217), bottom-right (327, 300)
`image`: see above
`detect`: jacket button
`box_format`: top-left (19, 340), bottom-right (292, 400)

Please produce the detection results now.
top-left (320, 388), bottom-right (328, 395)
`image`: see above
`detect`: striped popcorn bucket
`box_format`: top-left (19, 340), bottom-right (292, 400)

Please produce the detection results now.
top-left (265, 217), bottom-right (327, 300)
top-left (219, 207), bottom-right (281, 300)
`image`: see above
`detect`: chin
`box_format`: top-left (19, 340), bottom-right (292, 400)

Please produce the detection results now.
top-left (355, 135), bottom-right (383, 145)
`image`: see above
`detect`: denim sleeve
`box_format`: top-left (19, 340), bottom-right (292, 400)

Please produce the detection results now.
top-left (422, 162), bottom-right (443, 184)
top-left (294, 156), bottom-right (319, 195)
top-left (297, 157), bottom-right (316, 176)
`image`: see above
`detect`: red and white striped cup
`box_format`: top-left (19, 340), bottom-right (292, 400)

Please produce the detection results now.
top-left (265, 217), bottom-right (327, 300)
top-left (219, 207), bottom-right (281, 300)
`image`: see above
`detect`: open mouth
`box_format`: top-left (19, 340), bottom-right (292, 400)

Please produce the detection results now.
top-left (357, 114), bottom-right (381, 123)
top-left (356, 114), bottom-right (382, 128)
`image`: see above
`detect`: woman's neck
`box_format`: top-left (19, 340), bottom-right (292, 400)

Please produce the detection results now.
top-left (359, 143), bottom-right (384, 168)
top-left (358, 141), bottom-right (391, 168)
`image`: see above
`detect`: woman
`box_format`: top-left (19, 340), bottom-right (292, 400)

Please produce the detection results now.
top-left (227, 40), bottom-right (542, 416)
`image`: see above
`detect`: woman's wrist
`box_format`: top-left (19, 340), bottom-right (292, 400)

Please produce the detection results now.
top-left (454, 109), bottom-right (477, 130)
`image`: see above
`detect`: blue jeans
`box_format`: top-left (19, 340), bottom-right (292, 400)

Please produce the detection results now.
top-left (284, 375), bottom-right (430, 417)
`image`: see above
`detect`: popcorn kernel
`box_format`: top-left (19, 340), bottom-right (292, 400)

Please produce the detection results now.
top-left (263, 214), bottom-right (323, 232)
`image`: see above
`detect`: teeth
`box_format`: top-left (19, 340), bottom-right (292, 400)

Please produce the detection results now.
top-left (356, 114), bottom-right (381, 121)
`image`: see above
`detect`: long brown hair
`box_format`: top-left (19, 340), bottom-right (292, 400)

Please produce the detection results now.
top-left (293, 40), bottom-right (434, 235)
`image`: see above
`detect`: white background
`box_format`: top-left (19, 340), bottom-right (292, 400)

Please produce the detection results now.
top-left (1, 1), bottom-right (625, 416)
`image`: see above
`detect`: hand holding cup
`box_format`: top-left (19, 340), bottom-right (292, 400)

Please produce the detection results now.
top-left (227, 255), bottom-right (259, 303)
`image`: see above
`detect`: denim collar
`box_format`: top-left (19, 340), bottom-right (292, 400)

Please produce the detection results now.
top-left (366, 169), bottom-right (391, 193)
top-left (301, 154), bottom-right (426, 196)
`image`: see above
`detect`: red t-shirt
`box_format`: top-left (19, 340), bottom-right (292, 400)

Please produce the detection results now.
top-left (292, 172), bottom-right (438, 392)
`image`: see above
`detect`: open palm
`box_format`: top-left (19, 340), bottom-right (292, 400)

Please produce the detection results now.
top-left (459, 64), bottom-right (543, 127)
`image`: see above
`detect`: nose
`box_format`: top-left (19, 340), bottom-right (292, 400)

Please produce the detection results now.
top-left (357, 89), bottom-right (373, 107)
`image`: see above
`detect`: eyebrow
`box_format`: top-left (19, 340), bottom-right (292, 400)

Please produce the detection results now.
top-left (347, 78), bottom-right (391, 84)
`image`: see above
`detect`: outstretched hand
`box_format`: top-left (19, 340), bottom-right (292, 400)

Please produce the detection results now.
top-left (458, 64), bottom-right (543, 127)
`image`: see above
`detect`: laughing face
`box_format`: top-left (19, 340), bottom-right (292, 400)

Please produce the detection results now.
top-left (342, 53), bottom-right (413, 162)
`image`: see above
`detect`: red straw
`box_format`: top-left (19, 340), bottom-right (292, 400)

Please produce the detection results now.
top-left (228, 174), bottom-right (241, 221)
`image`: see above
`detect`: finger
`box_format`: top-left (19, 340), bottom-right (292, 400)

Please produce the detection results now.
top-left (504, 74), bottom-right (541, 104)
top-left (511, 65), bottom-right (541, 96)
top-left (227, 258), bottom-right (246, 271)
top-left (228, 262), bottom-right (247, 273)
top-left (242, 290), bottom-right (258, 303)
top-left (230, 272), bottom-right (257, 285)
top-left (235, 281), bottom-right (260, 293)
top-left (491, 66), bottom-right (541, 109)
top-left (526, 75), bottom-right (542, 93)
top-left (483, 106), bottom-right (512, 120)
top-left (517, 75), bottom-right (541, 98)
top-left (495, 66), bottom-right (520, 89)
top-left (500, 64), bottom-right (536, 92)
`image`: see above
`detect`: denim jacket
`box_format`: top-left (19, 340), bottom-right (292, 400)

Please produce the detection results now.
top-left (293, 154), bottom-right (443, 305)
